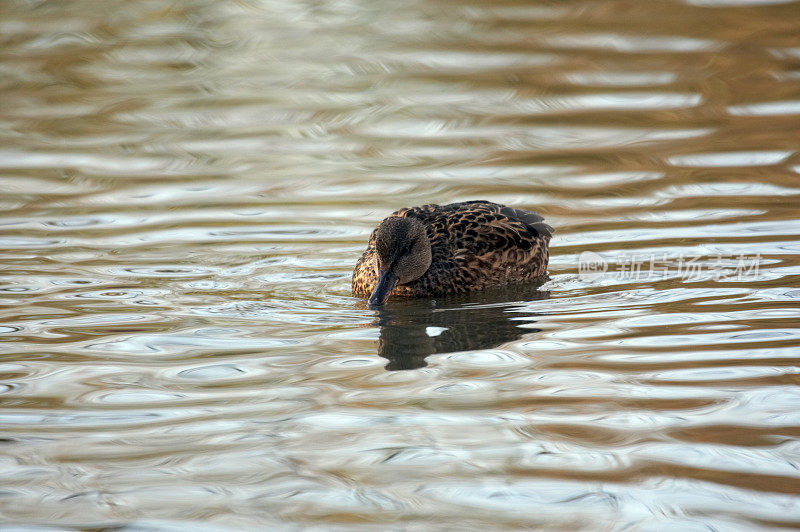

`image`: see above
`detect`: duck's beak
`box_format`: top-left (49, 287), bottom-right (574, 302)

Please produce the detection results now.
top-left (368, 269), bottom-right (398, 307)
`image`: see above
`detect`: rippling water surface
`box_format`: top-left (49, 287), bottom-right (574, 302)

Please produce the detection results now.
top-left (2, 0), bottom-right (800, 529)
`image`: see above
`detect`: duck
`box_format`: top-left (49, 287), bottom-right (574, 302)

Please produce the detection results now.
top-left (352, 200), bottom-right (553, 306)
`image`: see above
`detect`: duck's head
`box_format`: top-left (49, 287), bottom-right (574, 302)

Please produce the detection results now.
top-left (368, 216), bottom-right (432, 307)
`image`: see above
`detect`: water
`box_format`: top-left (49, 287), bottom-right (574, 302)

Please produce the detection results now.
top-left (1, 0), bottom-right (799, 529)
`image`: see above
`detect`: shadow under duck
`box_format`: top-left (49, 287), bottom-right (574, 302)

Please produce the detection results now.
top-left (352, 200), bottom-right (553, 306)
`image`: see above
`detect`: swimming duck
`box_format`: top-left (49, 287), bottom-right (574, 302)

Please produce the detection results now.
top-left (352, 200), bottom-right (553, 306)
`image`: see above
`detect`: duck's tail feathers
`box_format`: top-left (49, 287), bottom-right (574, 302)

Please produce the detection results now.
top-left (499, 206), bottom-right (554, 239)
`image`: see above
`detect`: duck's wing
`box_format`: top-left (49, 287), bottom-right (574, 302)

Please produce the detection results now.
top-left (441, 201), bottom-right (552, 256)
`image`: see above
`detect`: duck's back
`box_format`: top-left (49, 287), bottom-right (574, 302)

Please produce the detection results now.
top-left (354, 201), bottom-right (552, 297)
top-left (397, 200), bottom-right (552, 256)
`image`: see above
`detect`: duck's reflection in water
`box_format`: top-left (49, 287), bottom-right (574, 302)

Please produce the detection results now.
top-left (373, 283), bottom-right (550, 371)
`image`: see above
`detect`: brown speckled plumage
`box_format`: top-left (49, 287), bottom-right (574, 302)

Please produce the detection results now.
top-left (352, 200), bottom-right (553, 300)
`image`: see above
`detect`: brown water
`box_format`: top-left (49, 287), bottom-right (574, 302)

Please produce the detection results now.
top-left (2, 0), bottom-right (800, 529)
